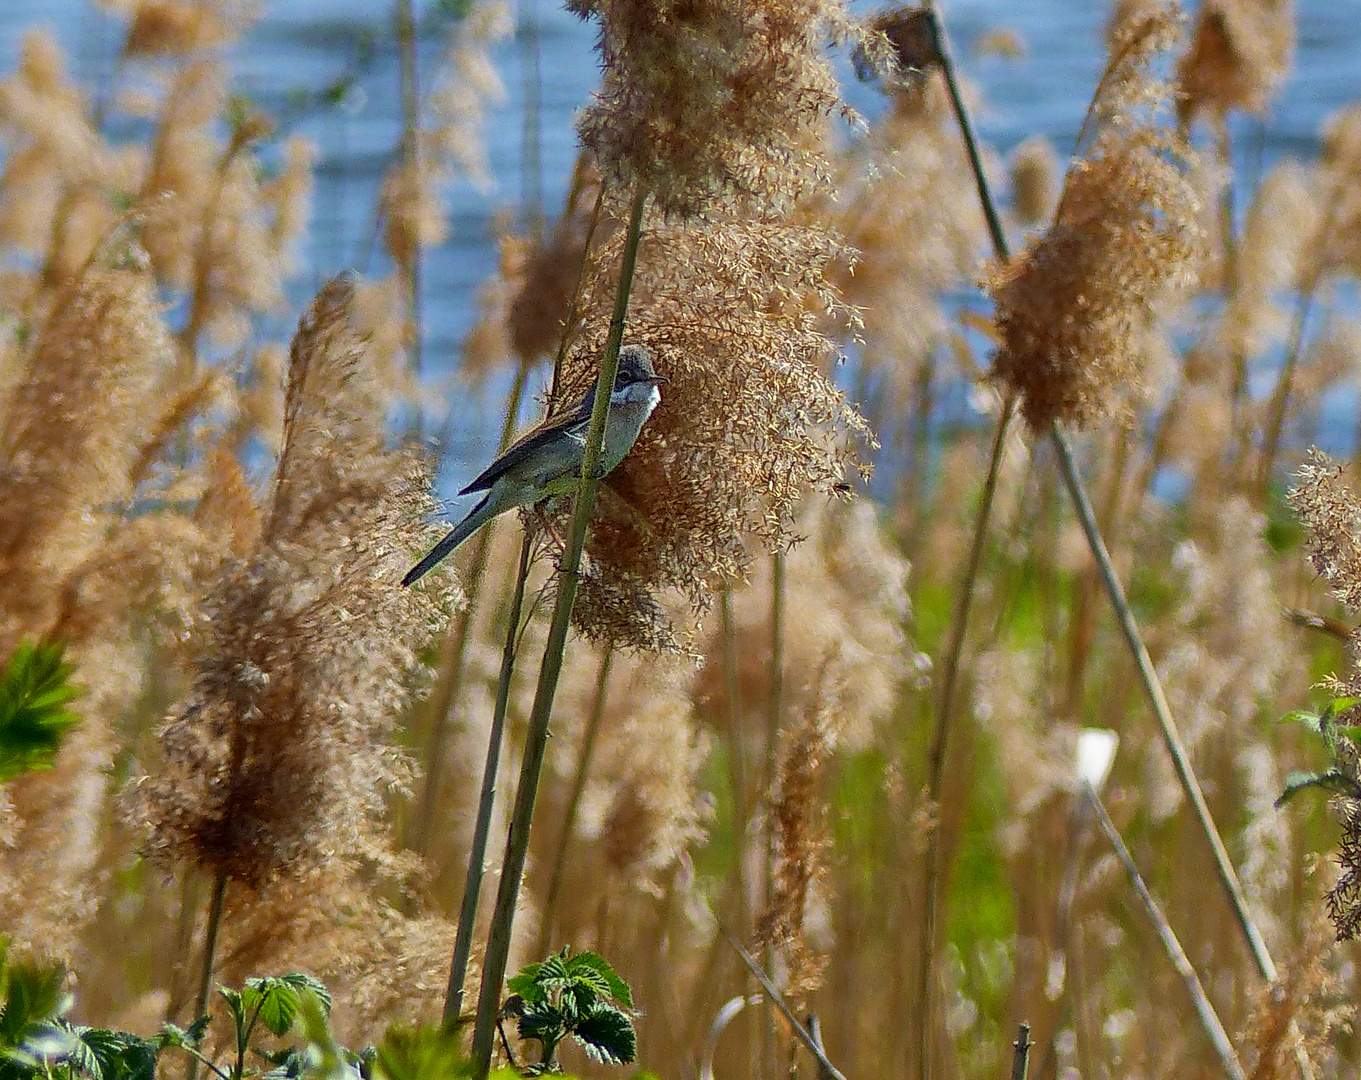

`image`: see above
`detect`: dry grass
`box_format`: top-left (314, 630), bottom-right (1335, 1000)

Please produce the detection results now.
top-left (7, 2), bottom-right (1361, 1077)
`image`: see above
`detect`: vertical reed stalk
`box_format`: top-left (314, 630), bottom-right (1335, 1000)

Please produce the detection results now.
top-left (413, 358), bottom-right (532, 858)
top-left (165, 873), bottom-right (202, 1021)
top-left (185, 870), bottom-right (227, 1080)
top-left (1085, 785), bottom-right (1246, 1080)
top-left (927, 6), bottom-right (1312, 1078)
top-left (535, 643), bottom-right (615, 957)
top-left (443, 529), bottom-right (534, 1026)
top-left (1256, 270), bottom-right (1320, 497)
top-left (395, 0), bottom-right (423, 428)
top-left (915, 389), bottom-right (1014, 1080)
top-left (1050, 430), bottom-right (1276, 977)
top-left (469, 184), bottom-right (649, 1077)
top-left (518, 0), bottom-right (544, 239)
top-left (761, 550), bottom-right (785, 1080)
top-left (910, 14), bottom-right (1018, 1077)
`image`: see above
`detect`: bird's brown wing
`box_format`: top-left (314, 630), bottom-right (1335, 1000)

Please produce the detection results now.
top-left (457, 392), bottom-right (592, 495)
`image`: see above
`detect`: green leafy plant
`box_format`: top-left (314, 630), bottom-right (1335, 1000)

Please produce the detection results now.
top-left (0, 640), bottom-right (81, 783)
top-left (1276, 696), bottom-right (1361, 807)
top-left (0, 939), bottom-right (163, 1080)
top-left (504, 949), bottom-right (635, 1075)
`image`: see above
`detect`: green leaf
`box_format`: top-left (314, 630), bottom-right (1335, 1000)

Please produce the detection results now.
top-left (242, 974), bottom-right (328, 1038)
top-left (564, 952), bottom-right (631, 1008)
top-left (506, 964), bottom-right (542, 1005)
top-left (73, 1028), bottom-right (158, 1080)
top-left (218, 987), bottom-right (245, 1038)
top-left (0, 959), bottom-right (69, 1047)
top-left (0, 640), bottom-right (81, 783)
top-left (1275, 768), bottom-right (1361, 808)
top-left (516, 1004), bottom-right (564, 1048)
top-left (570, 1005), bottom-right (636, 1066)
top-left (1280, 710), bottom-right (1322, 733)
top-left (369, 1025), bottom-right (467, 1080)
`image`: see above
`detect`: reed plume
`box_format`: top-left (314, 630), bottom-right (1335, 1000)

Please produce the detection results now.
top-left (548, 206), bottom-right (869, 649)
top-left (756, 665), bottom-right (842, 1004)
top-left (571, 0), bottom-right (853, 218)
top-left (1176, 0), bottom-right (1294, 126)
top-left (987, 2), bottom-right (1201, 431)
top-left (136, 275), bottom-right (454, 890)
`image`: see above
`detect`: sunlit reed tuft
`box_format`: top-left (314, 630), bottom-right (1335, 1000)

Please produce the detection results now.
top-left (988, 2), bottom-right (1201, 431)
top-left (571, 0), bottom-right (853, 218)
top-left (136, 276), bottom-right (454, 890)
top-left (1176, 0), bottom-right (1294, 126)
top-left (546, 202), bottom-right (869, 648)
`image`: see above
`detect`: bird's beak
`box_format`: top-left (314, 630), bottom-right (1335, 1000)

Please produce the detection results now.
top-left (649, 374), bottom-right (670, 385)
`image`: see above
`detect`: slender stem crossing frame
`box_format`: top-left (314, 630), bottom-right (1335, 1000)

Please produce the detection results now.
top-left (469, 185), bottom-right (649, 1076)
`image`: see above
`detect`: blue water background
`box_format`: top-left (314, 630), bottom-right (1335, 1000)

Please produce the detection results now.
top-left (3, 0), bottom-right (1361, 498)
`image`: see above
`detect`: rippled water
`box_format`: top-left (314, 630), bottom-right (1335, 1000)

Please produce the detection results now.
top-left (4, 0), bottom-right (1361, 484)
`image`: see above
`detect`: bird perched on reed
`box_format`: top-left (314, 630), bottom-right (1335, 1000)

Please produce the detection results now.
top-left (403, 344), bottom-right (667, 585)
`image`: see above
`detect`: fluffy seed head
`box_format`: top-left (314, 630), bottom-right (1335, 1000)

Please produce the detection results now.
top-left (544, 200), bottom-right (869, 649)
top-left (1176, 0), bottom-right (1294, 125)
top-left (571, 0), bottom-right (851, 217)
top-left (988, 2), bottom-right (1201, 431)
top-left (136, 276), bottom-right (454, 889)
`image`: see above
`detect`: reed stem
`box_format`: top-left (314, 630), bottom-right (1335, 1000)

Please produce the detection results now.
top-left (469, 184), bottom-right (649, 1077)
top-left (443, 529), bottom-right (534, 1026)
top-left (395, 0), bottom-right (423, 431)
top-left (185, 870), bottom-right (227, 1080)
top-left (915, 391), bottom-right (1014, 1080)
top-left (1085, 785), bottom-right (1246, 1080)
top-left (926, 6), bottom-right (1311, 1077)
top-left (535, 643), bottom-right (615, 957)
top-left (413, 358), bottom-right (532, 858)
top-left (1050, 429), bottom-right (1276, 977)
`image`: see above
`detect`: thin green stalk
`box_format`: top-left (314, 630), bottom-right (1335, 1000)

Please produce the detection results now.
top-left (535, 643), bottom-right (615, 957)
top-left (721, 928), bottom-right (849, 1080)
top-left (1256, 272), bottom-right (1319, 498)
top-left (443, 529), bottom-right (534, 1026)
top-left (926, 6), bottom-right (1311, 1075)
top-left (185, 870), bottom-right (227, 1080)
top-left (1009, 1025), bottom-right (1032, 1080)
top-left (910, 13), bottom-right (1016, 1078)
top-left (1051, 429), bottom-right (1275, 978)
top-left (395, 0), bottom-right (423, 431)
top-left (413, 358), bottom-right (532, 858)
top-left (1085, 785), bottom-right (1246, 1080)
top-left (761, 551), bottom-right (785, 1080)
top-left (469, 184), bottom-right (649, 1077)
top-left (914, 391), bottom-right (1014, 1080)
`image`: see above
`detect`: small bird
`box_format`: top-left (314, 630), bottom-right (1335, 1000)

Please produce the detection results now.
top-left (403, 344), bottom-right (667, 586)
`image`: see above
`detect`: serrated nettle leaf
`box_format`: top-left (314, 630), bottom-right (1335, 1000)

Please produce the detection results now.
top-left (564, 953), bottom-right (632, 1008)
top-left (243, 977), bottom-right (305, 1037)
top-left (156, 1023), bottom-right (190, 1049)
top-left (0, 960), bottom-right (70, 1044)
top-left (186, 1016), bottom-right (211, 1045)
top-left (506, 967), bottom-right (541, 1004)
top-left (371, 1023), bottom-right (465, 1080)
top-left (535, 956), bottom-right (570, 988)
top-left (279, 973), bottom-right (331, 1013)
top-left (516, 1004), bottom-right (564, 1045)
top-left (218, 987), bottom-right (245, 1033)
top-left (571, 1005), bottom-right (636, 1066)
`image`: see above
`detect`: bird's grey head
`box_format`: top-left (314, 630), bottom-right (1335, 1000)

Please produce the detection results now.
top-left (610, 344), bottom-right (668, 408)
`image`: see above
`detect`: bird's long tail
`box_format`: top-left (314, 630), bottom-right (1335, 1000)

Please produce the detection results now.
top-left (402, 494), bottom-right (495, 587)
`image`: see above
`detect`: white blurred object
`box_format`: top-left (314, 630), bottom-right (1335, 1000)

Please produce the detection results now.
top-left (1076, 729), bottom-right (1119, 790)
